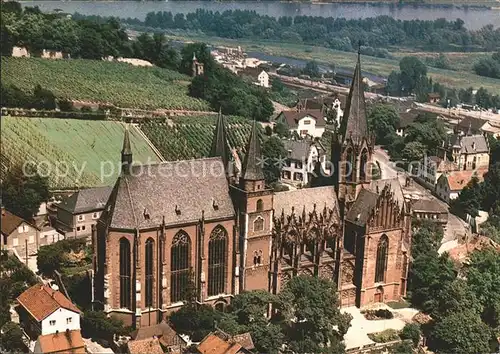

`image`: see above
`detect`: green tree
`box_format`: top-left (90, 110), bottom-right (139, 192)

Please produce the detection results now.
top-left (367, 104), bottom-right (399, 146)
top-left (262, 136), bottom-right (287, 185)
top-left (168, 304), bottom-right (220, 342)
top-left (303, 61), bottom-right (320, 78)
top-left (1, 165), bottom-right (50, 221)
top-left (401, 141), bottom-right (426, 163)
top-left (481, 163), bottom-right (500, 212)
top-left (404, 113), bottom-right (446, 153)
top-left (386, 71), bottom-right (402, 96)
top-left (433, 279), bottom-right (483, 321)
top-left (465, 248), bottom-right (500, 328)
top-left (399, 56), bottom-right (427, 95)
top-left (81, 311), bottom-right (128, 341)
top-left (450, 176), bottom-right (483, 217)
top-left (180, 42), bottom-right (214, 76)
top-left (278, 275), bottom-right (351, 352)
top-left (0, 322), bottom-right (27, 353)
top-left (274, 122), bottom-right (290, 138)
top-left (411, 220), bottom-right (443, 259)
top-left (429, 309), bottom-right (492, 354)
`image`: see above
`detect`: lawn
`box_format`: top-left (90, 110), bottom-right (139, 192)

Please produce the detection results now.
top-left (164, 33), bottom-right (500, 92)
top-left (1, 116), bottom-right (159, 189)
top-left (1, 57), bottom-right (211, 111)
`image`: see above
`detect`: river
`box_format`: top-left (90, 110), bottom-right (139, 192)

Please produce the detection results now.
top-left (20, 1), bottom-right (500, 30)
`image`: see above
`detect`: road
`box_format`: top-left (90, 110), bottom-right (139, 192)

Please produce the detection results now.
top-left (373, 147), bottom-right (467, 245)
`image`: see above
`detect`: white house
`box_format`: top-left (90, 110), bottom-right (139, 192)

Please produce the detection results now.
top-left (275, 109), bottom-right (326, 138)
top-left (417, 155), bottom-right (457, 189)
top-left (239, 67), bottom-right (270, 88)
top-left (436, 169), bottom-right (487, 204)
top-left (17, 284), bottom-right (82, 340)
top-left (280, 140), bottom-right (328, 186)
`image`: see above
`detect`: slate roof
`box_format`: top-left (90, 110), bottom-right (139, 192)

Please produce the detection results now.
top-left (283, 140), bottom-right (310, 161)
top-left (127, 338), bottom-right (164, 354)
top-left (106, 157), bottom-right (235, 229)
top-left (340, 53), bottom-right (368, 143)
top-left (273, 186), bottom-right (339, 217)
top-left (36, 330), bottom-right (85, 354)
top-left (448, 134), bottom-right (489, 154)
top-left (57, 186), bottom-right (112, 214)
top-left (345, 188), bottom-right (379, 226)
top-left (297, 95), bottom-right (346, 110)
top-left (239, 67), bottom-right (266, 79)
top-left (457, 116), bottom-right (486, 132)
top-left (1, 208), bottom-right (35, 236)
top-left (279, 110), bottom-right (326, 128)
top-left (17, 284), bottom-right (81, 322)
top-left (210, 111), bottom-right (230, 168)
top-left (241, 120), bottom-right (265, 181)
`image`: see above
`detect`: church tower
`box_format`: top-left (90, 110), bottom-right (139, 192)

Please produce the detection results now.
top-left (231, 121), bottom-right (274, 292)
top-left (209, 109), bottom-right (230, 172)
top-left (332, 52), bottom-right (374, 216)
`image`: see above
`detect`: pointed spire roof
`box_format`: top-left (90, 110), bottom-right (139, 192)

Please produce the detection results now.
top-left (210, 109), bottom-right (230, 168)
top-left (193, 52), bottom-right (197, 62)
top-left (122, 125), bottom-right (132, 155)
top-left (241, 120), bottom-right (264, 181)
top-left (340, 51), bottom-right (368, 143)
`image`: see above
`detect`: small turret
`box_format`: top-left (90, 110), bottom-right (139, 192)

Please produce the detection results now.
top-left (121, 125), bottom-right (133, 174)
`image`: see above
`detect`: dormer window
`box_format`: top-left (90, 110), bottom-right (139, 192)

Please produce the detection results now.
top-left (212, 199), bottom-right (219, 211)
top-left (175, 205), bottom-right (181, 215)
top-left (143, 208), bottom-right (150, 220)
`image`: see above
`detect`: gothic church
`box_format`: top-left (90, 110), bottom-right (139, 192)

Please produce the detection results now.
top-left (93, 53), bottom-right (412, 328)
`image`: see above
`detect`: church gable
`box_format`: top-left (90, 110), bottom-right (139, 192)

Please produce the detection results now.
top-left (366, 185), bottom-right (405, 232)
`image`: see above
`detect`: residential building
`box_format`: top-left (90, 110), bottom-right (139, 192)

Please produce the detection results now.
top-left (456, 116), bottom-right (487, 136)
top-left (417, 155), bottom-right (457, 189)
top-left (192, 53), bottom-right (204, 77)
top-left (93, 53), bottom-right (411, 328)
top-left (39, 226), bottom-right (64, 246)
top-left (444, 133), bottom-right (490, 171)
top-left (427, 92), bottom-right (441, 104)
top-left (1, 208), bottom-right (40, 255)
top-left (411, 198), bottom-right (448, 229)
top-left (396, 110), bottom-right (419, 137)
top-left (196, 330), bottom-right (254, 354)
top-left (127, 337), bottom-right (164, 354)
top-left (130, 322), bottom-right (186, 352)
top-left (17, 284), bottom-right (81, 340)
top-left (280, 140), bottom-right (328, 186)
top-left (55, 186), bottom-right (112, 238)
top-left (239, 67), bottom-right (269, 88)
top-left (33, 329), bottom-right (85, 354)
top-left (436, 169), bottom-right (487, 203)
top-left (295, 95), bottom-right (345, 127)
top-left (274, 109), bottom-right (326, 138)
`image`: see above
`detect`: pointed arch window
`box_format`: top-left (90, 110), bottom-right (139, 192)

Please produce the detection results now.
top-left (253, 216), bottom-right (264, 232)
top-left (119, 238), bottom-right (131, 309)
top-left (256, 199), bottom-right (263, 212)
top-left (208, 226), bottom-right (227, 296)
top-left (145, 238), bottom-right (154, 307)
top-left (360, 149), bottom-right (369, 181)
top-left (375, 235), bottom-right (389, 283)
top-left (170, 231), bottom-right (190, 303)
top-left (346, 148), bottom-right (354, 182)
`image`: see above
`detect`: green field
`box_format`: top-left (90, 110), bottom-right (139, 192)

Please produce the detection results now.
top-left (1, 57), bottom-right (211, 111)
top-left (141, 115), bottom-right (258, 161)
top-left (165, 33), bottom-right (500, 92)
top-left (1, 116), bottom-right (159, 189)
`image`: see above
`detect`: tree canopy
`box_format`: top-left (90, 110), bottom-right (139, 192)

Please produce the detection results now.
top-left (367, 104), bottom-right (399, 146)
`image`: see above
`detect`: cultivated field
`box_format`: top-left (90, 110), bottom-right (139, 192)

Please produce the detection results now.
top-left (140, 115), bottom-right (258, 161)
top-left (1, 116), bottom-right (159, 189)
top-left (1, 57), bottom-right (211, 111)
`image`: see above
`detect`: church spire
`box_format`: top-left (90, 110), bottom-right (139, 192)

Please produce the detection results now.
top-left (340, 50), bottom-right (368, 143)
top-left (241, 120), bottom-right (264, 181)
top-left (210, 108), bottom-right (230, 169)
top-left (121, 125), bottom-right (132, 174)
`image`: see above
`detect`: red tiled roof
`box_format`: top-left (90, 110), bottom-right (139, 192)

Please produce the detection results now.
top-left (279, 109), bottom-right (325, 128)
top-left (446, 169), bottom-right (487, 191)
top-left (197, 334), bottom-right (242, 354)
top-left (127, 338), bottom-right (164, 354)
top-left (17, 284), bottom-right (81, 322)
top-left (37, 330), bottom-right (85, 353)
top-left (1, 208), bottom-right (28, 236)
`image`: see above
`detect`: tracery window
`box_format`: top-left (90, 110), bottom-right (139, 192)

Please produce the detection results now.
top-left (375, 235), bottom-right (389, 283)
top-left (170, 231), bottom-right (190, 303)
top-left (119, 238), bottom-right (131, 309)
top-left (253, 216), bottom-right (264, 232)
top-left (208, 226), bottom-right (227, 296)
top-left (145, 238), bottom-right (154, 307)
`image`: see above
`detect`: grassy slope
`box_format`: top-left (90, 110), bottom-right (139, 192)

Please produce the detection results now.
top-left (1, 116), bottom-right (159, 189)
top-left (165, 33), bottom-right (500, 92)
top-left (1, 57), bottom-right (210, 111)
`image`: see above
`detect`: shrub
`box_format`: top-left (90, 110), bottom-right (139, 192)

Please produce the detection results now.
top-left (367, 329), bottom-right (400, 343)
top-left (400, 323), bottom-right (421, 346)
top-left (374, 309), bottom-right (394, 319)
